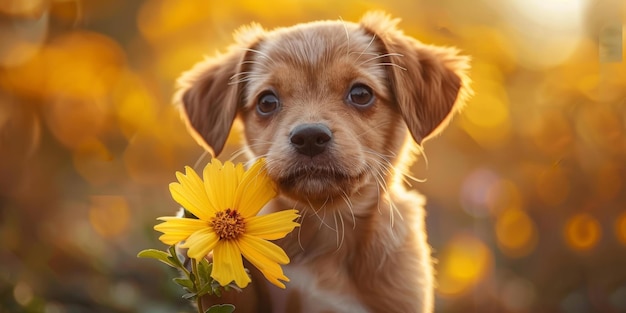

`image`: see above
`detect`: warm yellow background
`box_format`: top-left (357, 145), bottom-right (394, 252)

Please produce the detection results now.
top-left (1, 0), bottom-right (625, 312)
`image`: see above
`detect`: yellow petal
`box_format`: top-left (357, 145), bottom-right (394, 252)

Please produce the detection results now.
top-left (181, 228), bottom-right (219, 260)
top-left (212, 240), bottom-right (251, 288)
top-left (246, 210), bottom-right (300, 240)
top-left (169, 166), bottom-right (215, 220)
top-left (239, 234), bottom-right (290, 264)
top-left (234, 158), bottom-right (277, 217)
top-left (238, 234), bottom-right (290, 289)
top-left (154, 217), bottom-right (208, 245)
top-left (203, 159), bottom-right (238, 213)
top-left (235, 162), bottom-right (245, 181)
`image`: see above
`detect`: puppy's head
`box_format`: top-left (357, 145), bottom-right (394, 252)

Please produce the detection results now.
top-left (175, 12), bottom-right (470, 203)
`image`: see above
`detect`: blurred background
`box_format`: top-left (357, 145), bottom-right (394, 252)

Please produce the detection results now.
top-left (1, 0), bottom-right (625, 312)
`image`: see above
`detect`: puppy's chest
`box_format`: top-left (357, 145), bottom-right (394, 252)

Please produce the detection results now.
top-left (269, 224), bottom-right (377, 313)
top-left (267, 264), bottom-right (370, 313)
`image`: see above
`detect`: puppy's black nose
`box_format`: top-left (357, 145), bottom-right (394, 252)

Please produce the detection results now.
top-left (289, 123), bottom-right (332, 157)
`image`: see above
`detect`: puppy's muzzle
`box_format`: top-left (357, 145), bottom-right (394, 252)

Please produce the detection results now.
top-left (289, 123), bottom-right (332, 157)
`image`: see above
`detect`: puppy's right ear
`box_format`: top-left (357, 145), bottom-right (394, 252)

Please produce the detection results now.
top-left (174, 24), bottom-right (264, 156)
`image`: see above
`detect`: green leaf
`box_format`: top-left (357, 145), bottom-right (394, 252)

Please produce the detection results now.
top-left (137, 249), bottom-right (178, 268)
top-left (205, 304), bottom-right (235, 313)
top-left (212, 287), bottom-right (222, 298)
top-left (182, 292), bottom-right (197, 300)
top-left (198, 277), bottom-right (222, 297)
top-left (168, 245), bottom-right (184, 267)
top-left (197, 259), bottom-right (212, 284)
top-left (172, 277), bottom-right (194, 290)
top-left (211, 280), bottom-right (223, 297)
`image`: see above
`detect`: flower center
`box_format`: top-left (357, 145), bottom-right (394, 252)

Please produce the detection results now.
top-left (210, 208), bottom-right (245, 240)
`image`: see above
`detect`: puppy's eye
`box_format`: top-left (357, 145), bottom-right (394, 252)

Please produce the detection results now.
top-left (257, 92), bottom-right (280, 115)
top-left (347, 84), bottom-right (375, 108)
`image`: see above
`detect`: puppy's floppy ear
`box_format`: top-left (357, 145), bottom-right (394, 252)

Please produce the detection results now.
top-left (360, 12), bottom-right (471, 144)
top-left (174, 24), bottom-right (264, 156)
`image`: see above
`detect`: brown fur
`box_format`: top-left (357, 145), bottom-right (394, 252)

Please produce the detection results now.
top-left (174, 11), bottom-right (470, 313)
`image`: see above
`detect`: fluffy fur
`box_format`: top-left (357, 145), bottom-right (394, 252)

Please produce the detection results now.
top-left (174, 11), bottom-right (470, 313)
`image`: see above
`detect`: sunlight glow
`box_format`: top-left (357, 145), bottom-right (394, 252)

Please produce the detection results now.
top-left (437, 234), bottom-right (492, 297)
top-left (496, 208), bottom-right (538, 258)
top-left (564, 213), bottom-right (602, 251)
top-left (500, 0), bottom-right (590, 69)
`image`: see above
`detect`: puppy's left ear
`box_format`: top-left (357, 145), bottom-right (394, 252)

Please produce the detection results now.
top-left (361, 12), bottom-right (471, 144)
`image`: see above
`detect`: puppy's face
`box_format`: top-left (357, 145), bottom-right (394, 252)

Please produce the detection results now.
top-left (238, 23), bottom-right (399, 200)
top-left (176, 12), bottom-right (470, 203)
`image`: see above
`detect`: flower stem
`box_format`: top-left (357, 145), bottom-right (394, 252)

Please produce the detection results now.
top-left (191, 259), bottom-right (204, 313)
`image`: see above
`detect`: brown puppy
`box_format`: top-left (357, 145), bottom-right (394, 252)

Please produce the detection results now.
top-left (175, 11), bottom-right (470, 313)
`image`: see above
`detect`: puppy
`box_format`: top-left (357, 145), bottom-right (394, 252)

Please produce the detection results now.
top-left (174, 11), bottom-right (470, 313)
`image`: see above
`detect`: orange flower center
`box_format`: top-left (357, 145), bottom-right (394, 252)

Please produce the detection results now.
top-left (211, 209), bottom-right (245, 240)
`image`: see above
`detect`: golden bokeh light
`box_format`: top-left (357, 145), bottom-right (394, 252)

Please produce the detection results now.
top-left (89, 196), bottom-right (131, 238)
top-left (111, 71), bottom-right (160, 139)
top-left (151, 44), bottom-right (218, 84)
top-left (6, 30), bottom-right (126, 98)
top-left (576, 73), bottom-right (600, 100)
top-left (458, 27), bottom-right (517, 73)
top-left (137, 0), bottom-right (214, 43)
top-left (437, 234), bottom-right (493, 297)
top-left (545, 39), bottom-right (601, 95)
top-left (0, 0), bottom-right (46, 16)
top-left (459, 62), bottom-right (512, 149)
top-left (43, 97), bottom-right (109, 149)
top-left (576, 63), bottom-right (626, 103)
top-left (564, 213), bottom-right (602, 252)
top-left (236, 0), bottom-right (316, 21)
top-left (496, 208), bottom-right (538, 258)
top-left (499, 0), bottom-right (589, 69)
top-left (615, 212), bottom-right (626, 247)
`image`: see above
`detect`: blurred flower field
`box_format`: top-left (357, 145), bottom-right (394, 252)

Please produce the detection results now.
top-left (0, 0), bottom-right (625, 312)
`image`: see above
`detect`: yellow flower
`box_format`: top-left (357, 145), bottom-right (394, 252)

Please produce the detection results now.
top-left (154, 158), bottom-right (299, 289)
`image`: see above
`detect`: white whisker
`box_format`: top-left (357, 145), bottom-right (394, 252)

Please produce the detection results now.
top-left (374, 63), bottom-right (408, 71)
top-left (332, 211), bottom-right (339, 248)
top-left (414, 143), bottom-right (429, 171)
top-left (349, 51), bottom-right (378, 57)
top-left (354, 121), bottom-right (392, 139)
top-left (354, 34), bottom-right (377, 64)
top-left (228, 70), bottom-right (266, 85)
top-left (358, 53), bottom-right (406, 68)
top-left (295, 205), bottom-right (307, 252)
top-left (362, 149), bottom-right (406, 228)
top-left (240, 47), bottom-right (274, 62)
top-left (306, 197), bottom-right (333, 230)
top-left (230, 70), bottom-right (263, 79)
top-left (340, 191), bottom-right (356, 229)
top-left (193, 150), bottom-right (211, 170)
